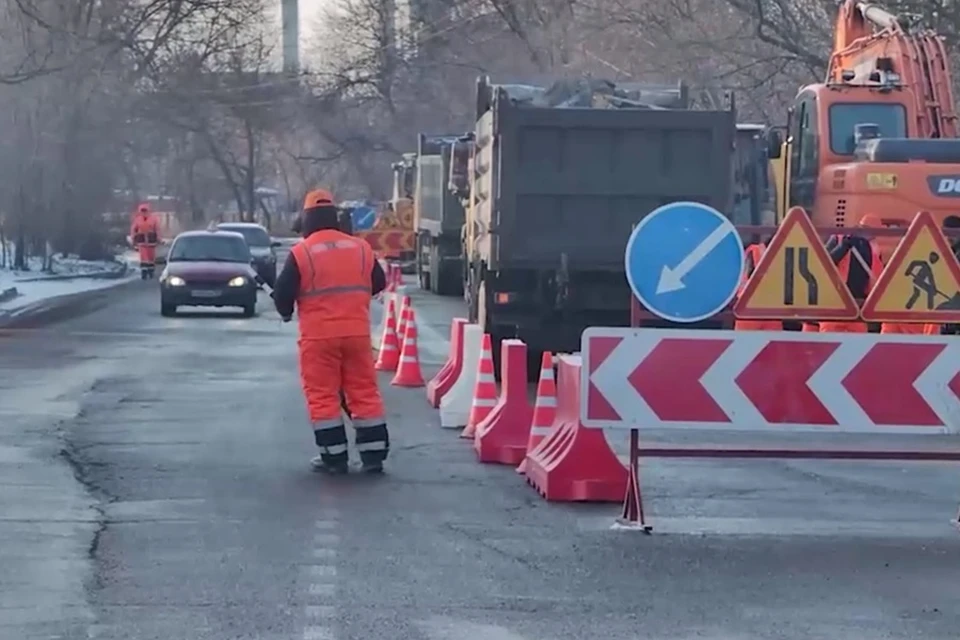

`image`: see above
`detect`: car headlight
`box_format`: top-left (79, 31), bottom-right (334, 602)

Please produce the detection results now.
top-left (228, 276), bottom-right (248, 287)
top-left (166, 276), bottom-right (186, 287)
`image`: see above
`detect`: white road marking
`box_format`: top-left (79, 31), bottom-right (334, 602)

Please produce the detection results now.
top-left (314, 533), bottom-right (340, 545)
top-left (303, 626), bottom-right (335, 640)
top-left (304, 513), bottom-right (340, 639)
top-left (306, 565), bottom-right (337, 578)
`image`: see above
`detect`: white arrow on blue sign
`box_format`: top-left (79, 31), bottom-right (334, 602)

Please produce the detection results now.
top-left (351, 206), bottom-right (377, 231)
top-left (624, 201), bottom-right (745, 323)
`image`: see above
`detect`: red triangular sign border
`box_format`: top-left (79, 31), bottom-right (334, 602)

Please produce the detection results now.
top-left (860, 211), bottom-right (960, 323)
top-left (733, 207), bottom-right (859, 320)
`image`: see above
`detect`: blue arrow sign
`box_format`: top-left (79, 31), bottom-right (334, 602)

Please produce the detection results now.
top-left (624, 201), bottom-right (744, 323)
top-left (351, 206), bottom-right (377, 231)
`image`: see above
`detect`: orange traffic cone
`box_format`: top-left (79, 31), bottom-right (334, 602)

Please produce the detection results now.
top-left (461, 333), bottom-right (496, 439)
top-left (396, 295), bottom-right (411, 343)
top-left (391, 310), bottom-right (425, 387)
top-left (375, 297), bottom-right (401, 372)
top-left (517, 352), bottom-right (557, 474)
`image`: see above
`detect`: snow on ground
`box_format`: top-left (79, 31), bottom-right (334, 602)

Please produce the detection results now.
top-left (0, 275), bottom-right (139, 312)
top-left (0, 243), bottom-right (138, 312)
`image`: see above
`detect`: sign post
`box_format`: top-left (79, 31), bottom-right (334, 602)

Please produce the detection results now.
top-left (620, 201), bottom-right (744, 531)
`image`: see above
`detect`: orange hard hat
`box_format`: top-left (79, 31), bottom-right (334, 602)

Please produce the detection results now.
top-left (303, 189), bottom-right (335, 209)
top-left (137, 203), bottom-right (150, 214)
top-left (858, 214), bottom-right (882, 228)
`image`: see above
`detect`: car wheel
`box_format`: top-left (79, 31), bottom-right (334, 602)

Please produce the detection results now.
top-left (161, 302), bottom-right (177, 317)
top-left (242, 301), bottom-right (256, 318)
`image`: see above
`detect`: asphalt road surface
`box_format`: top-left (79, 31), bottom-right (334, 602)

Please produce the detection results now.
top-left (2, 273), bottom-right (960, 640)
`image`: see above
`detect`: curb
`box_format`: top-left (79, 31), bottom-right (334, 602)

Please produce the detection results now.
top-left (0, 276), bottom-right (138, 330)
top-left (13, 263), bottom-right (129, 283)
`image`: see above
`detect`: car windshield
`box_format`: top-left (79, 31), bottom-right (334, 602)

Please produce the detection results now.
top-left (219, 225), bottom-right (271, 247)
top-left (168, 235), bottom-right (250, 262)
top-left (829, 103), bottom-right (907, 155)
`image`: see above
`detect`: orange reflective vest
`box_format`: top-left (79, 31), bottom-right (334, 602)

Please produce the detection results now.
top-left (290, 229), bottom-right (374, 340)
top-left (821, 235), bottom-right (882, 333)
top-left (734, 243), bottom-right (782, 331)
top-left (130, 214), bottom-right (159, 247)
top-left (831, 235), bottom-right (883, 300)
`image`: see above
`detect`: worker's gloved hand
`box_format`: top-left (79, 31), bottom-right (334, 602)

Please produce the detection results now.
top-left (281, 314), bottom-right (292, 323)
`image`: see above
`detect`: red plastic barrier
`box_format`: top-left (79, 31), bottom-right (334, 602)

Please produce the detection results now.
top-left (474, 339), bottom-right (534, 464)
top-left (524, 355), bottom-right (627, 502)
top-left (426, 318), bottom-right (467, 408)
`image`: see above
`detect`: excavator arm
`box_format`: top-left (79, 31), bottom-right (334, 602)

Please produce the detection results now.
top-left (828, 1), bottom-right (957, 138)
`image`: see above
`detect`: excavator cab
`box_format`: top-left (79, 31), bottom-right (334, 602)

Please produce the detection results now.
top-left (773, 0), bottom-right (960, 257)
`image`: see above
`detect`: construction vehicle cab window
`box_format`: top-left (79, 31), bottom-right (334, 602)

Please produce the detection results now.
top-left (829, 103), bottom-right (907, 154)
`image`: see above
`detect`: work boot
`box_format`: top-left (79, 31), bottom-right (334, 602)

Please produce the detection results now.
top-left (310, 455), bottom-right (348, 475)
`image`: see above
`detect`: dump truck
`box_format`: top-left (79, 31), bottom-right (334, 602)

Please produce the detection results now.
top-left (414, 134), bottom-right (466, 296)
top-left (463, 76), bottom-right (737, 369)
top-left (732, 123), bottom-right (777, 228)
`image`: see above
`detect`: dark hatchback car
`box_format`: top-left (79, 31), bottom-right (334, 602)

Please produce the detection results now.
top-left (216, 222), bottom-right (280, 287)
top-left (159, 230), bottom-right (260, 317)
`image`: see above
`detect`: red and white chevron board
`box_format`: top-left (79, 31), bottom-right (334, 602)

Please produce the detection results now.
top-left (580, 328), bottom-right (960, 433)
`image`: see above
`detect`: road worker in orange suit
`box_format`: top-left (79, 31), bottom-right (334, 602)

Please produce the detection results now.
top-left (734, 238), bottom-right (782, 331)
top-left (272, 189), bottom-right (389, 474)
top-left (130, 203), bottom-right (160, 280)
top-left (820, 215), bottom-right (884, 333)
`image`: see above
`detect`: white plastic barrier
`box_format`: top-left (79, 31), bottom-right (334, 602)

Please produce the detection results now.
top-left (440, 323), bottom-right (482, 428)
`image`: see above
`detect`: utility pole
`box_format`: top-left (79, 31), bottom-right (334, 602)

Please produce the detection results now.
top-left (281, 0), bottom-right (300, 75)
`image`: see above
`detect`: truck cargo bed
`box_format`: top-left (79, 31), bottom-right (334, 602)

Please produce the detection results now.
top-left (476, 106), bottom-right (735, 270)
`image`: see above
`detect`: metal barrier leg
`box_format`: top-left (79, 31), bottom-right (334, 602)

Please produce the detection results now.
top-left (616, 429), bottom-right (652, 533)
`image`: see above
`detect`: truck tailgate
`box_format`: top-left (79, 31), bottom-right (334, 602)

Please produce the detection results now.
top-left (479, 106), bottom-right (735, 270)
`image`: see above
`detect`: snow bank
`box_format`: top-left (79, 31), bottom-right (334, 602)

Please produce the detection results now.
top-left (0, 242), bottom-right (137, 313)
top-left (0, 274), bottom-right (138, 312)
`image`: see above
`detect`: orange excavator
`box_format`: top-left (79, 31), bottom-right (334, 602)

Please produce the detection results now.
top-left (767, 0), bottom-right (960, 258)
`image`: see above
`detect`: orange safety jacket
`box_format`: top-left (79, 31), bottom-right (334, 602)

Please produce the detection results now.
top-left (290, 228), bottom-right (374, 340)
top-left (734, 243), bottom-right (782, 331)
top-left (130, 214), bottom-right (159, 247)
top-left (820, 235), bottom-right (883, 333)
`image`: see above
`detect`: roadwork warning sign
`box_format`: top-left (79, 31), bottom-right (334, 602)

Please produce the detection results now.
top-left (734, 207), bottom-right (859, 320)
top-left (861, 211), bottom-right (960, 323)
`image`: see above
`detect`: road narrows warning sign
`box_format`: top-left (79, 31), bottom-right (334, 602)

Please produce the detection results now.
top-left (861, 211), bottom-right (960, 323)
top-left (733, 207), bottom-right (859, 320)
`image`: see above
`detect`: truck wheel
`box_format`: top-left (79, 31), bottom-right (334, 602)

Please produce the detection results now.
top-left (416, 234), bottom-right (431, 291)
top-left (435, 260), bottom-right (461, 297)
top-left (429, 244), bottom-right (441, 294)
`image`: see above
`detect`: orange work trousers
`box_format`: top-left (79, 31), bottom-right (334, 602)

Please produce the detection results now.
top-left (881, 323), bottom-right (926, 335)
top-left (299, 335), bottom-right (389, 466)
top-left (137, 244), bottom-right (157, 266)
top-left (298, 335), bottom-right (385, 424)
top-left (819, 321), bottom-right (868, 333)
top-left (734, 320), bottom-right (782, 331)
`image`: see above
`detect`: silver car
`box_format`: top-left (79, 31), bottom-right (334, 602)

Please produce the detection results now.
top-left (216, 222), bottom-right (281, 287)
